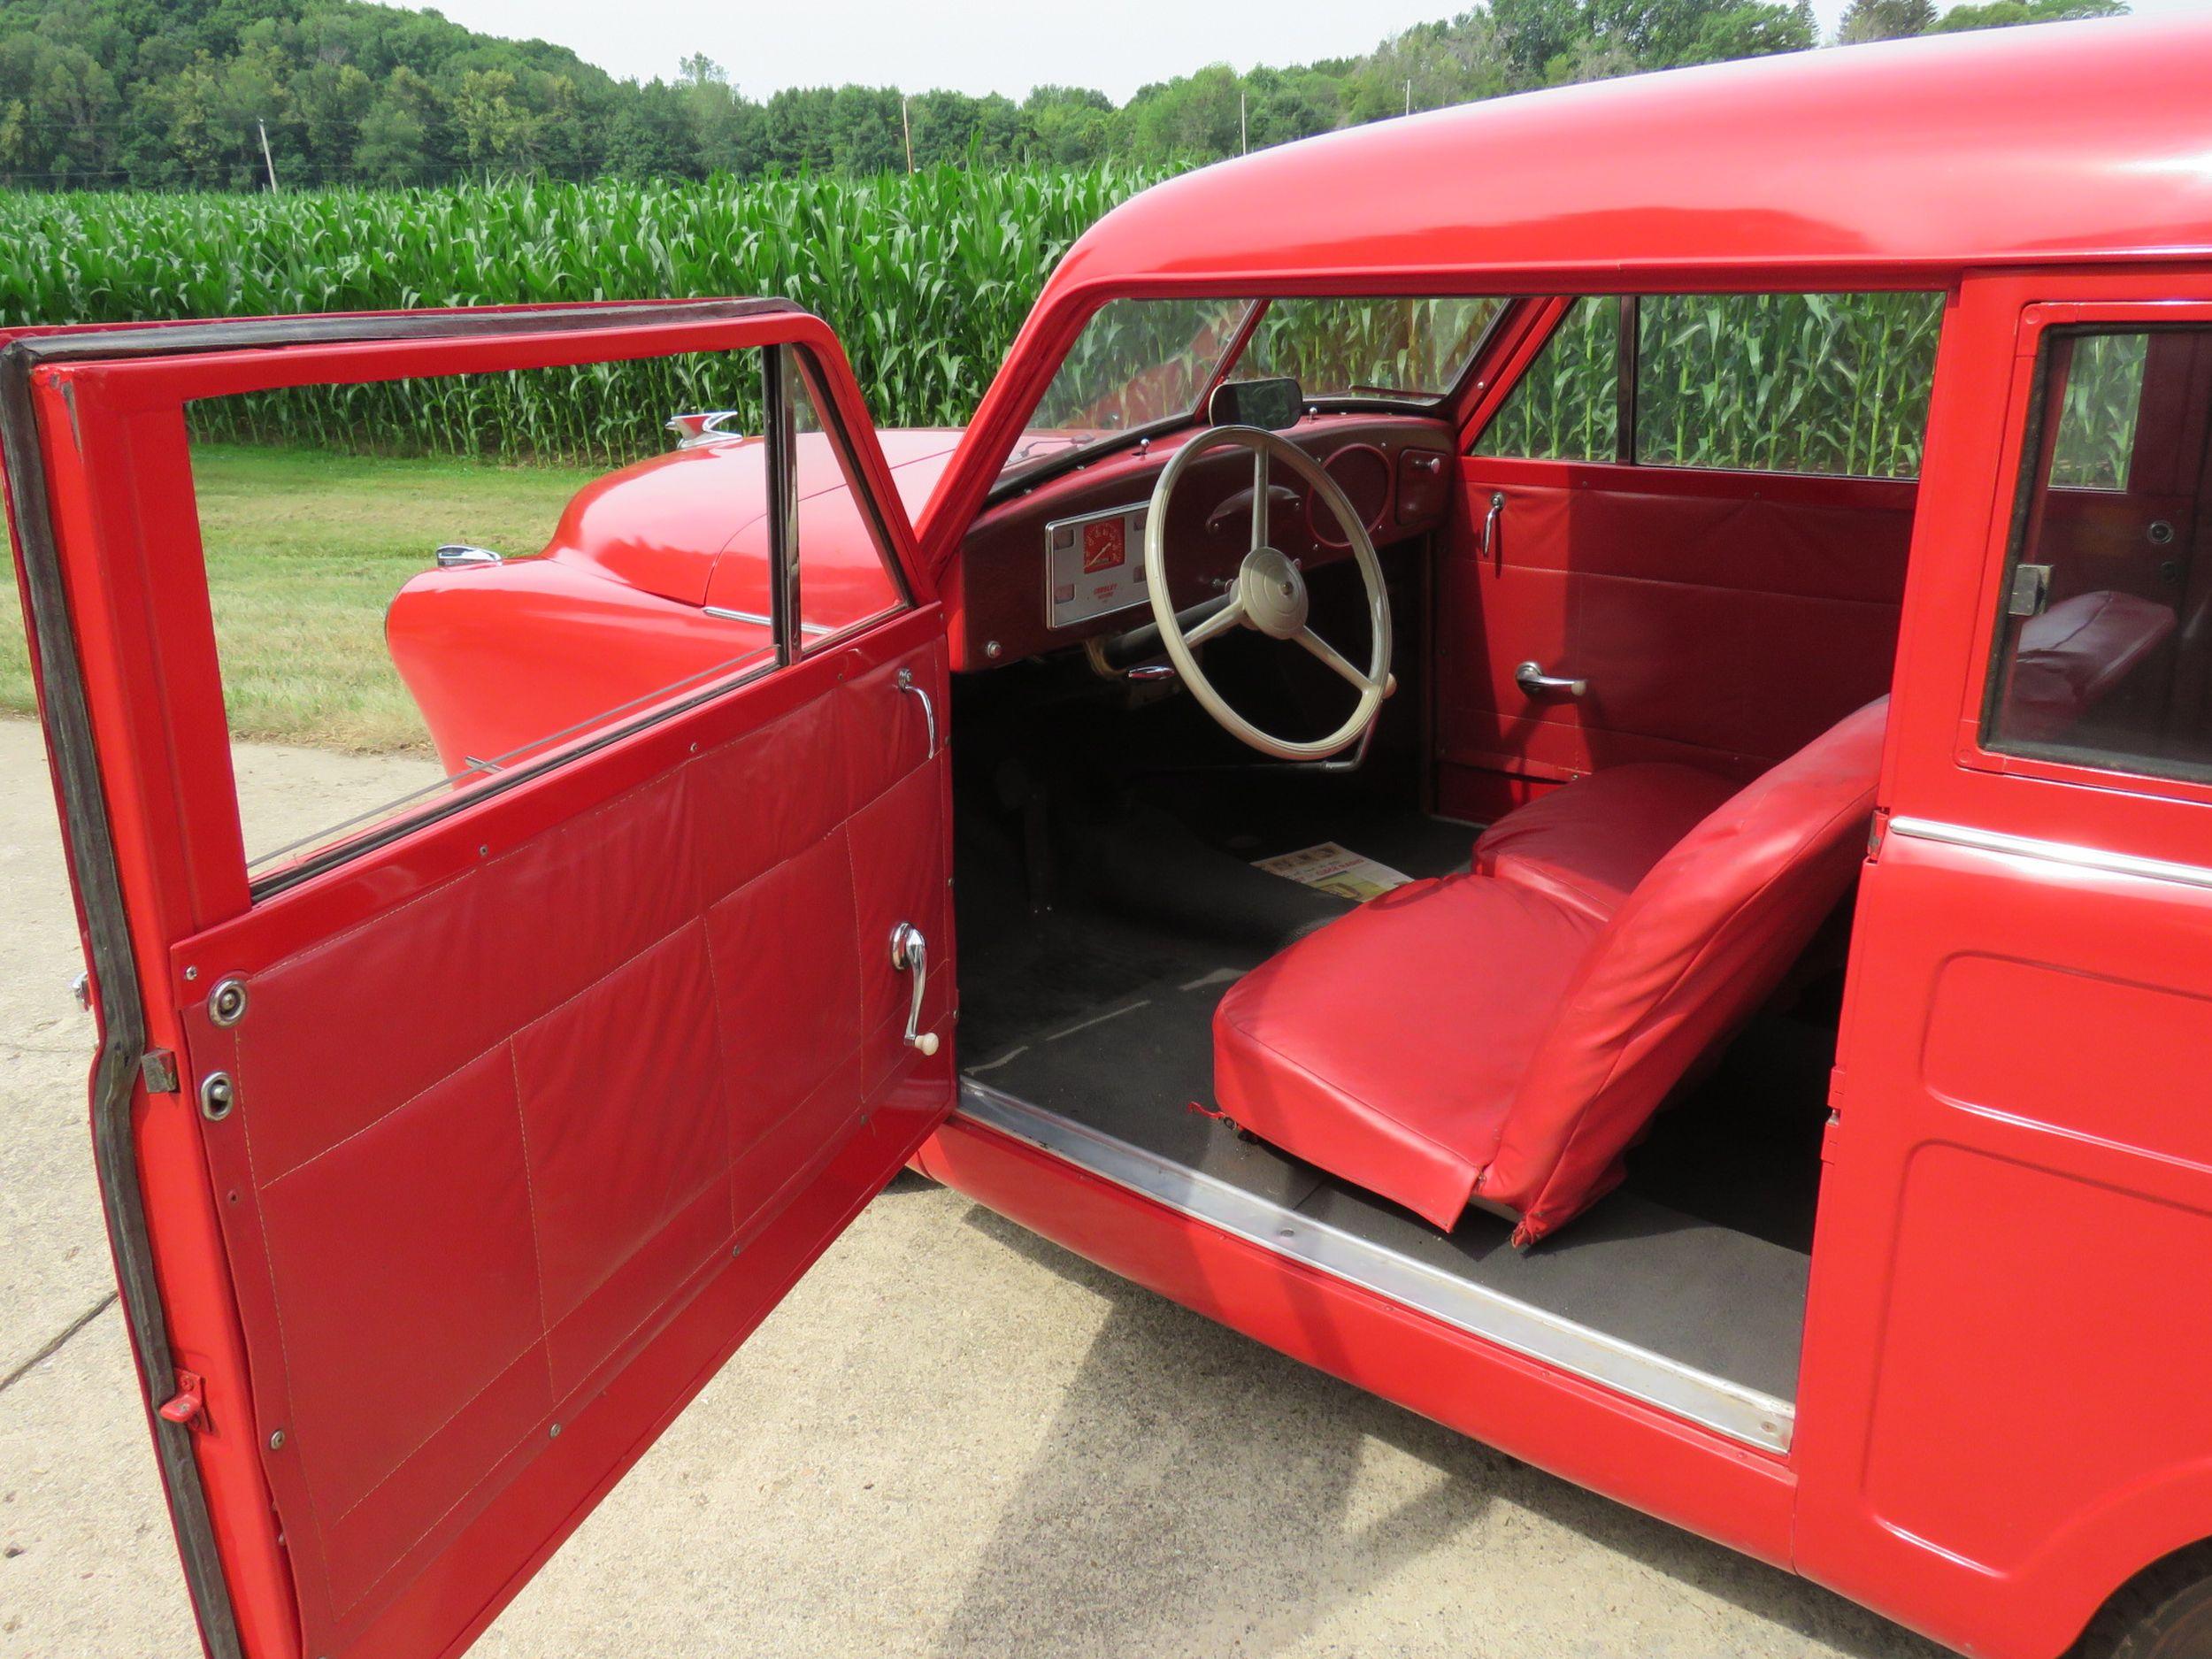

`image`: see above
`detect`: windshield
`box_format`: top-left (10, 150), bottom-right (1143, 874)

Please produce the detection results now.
top-left (998, 294), bottom-right (1505, 481)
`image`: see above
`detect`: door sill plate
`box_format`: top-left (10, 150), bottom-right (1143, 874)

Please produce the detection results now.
top-left (956, 1080), bottom-right (1795, 1454)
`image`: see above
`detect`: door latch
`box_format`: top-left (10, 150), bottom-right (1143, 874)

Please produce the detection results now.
top-left (1515, 660), bottom-right (1588, 698)
top-left (2006, 562), bottom-right (2053, 618)
top-left (889, 922), bottom-right (940, 1056)
top-left (157, 1369), bottom-right (206, 1429)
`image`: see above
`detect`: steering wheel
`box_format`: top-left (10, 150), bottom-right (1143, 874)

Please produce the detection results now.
top-left (1142, 425), bottom-right (1394, 761)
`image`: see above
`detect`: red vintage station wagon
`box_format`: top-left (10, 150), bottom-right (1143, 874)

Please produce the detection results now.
top-left (11, 16), bottom-right (2212, 1659)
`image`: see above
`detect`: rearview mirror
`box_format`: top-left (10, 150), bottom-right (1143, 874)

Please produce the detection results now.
top-left (1208, 376), bottom-right (1303, 432)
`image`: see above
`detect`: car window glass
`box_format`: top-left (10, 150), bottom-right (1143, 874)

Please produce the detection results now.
top-left (1236, 296), bottom-right (1505, 402)
top-left (1470, 296), bottom-right (1621, 463)
top-left (1983, 325), bottom-right (2210, 781)
top-left (1634, 292), bottom-right (1941, 478)
top-left (2049, 331), bottom-right (2147, 490)
top-left (789, 349), bottom-right (909, 650)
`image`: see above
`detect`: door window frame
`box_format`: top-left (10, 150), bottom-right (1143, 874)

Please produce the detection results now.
top-left (1955, 297), bottom-right (2212, 809)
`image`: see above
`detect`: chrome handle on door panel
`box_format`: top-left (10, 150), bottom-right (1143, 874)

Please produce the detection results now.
top-left (1480, 492), bottom-right (1505, 561)
top-left (889, 922), bottom-right (940, 1056)
top-left (1515, 660), bottom-right (1587, 698)
top-left (895, 667), bottom-right (937, 759)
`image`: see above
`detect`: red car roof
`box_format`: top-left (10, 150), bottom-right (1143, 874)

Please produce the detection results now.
top-left (1041, 18), bottom-right (2212, 298)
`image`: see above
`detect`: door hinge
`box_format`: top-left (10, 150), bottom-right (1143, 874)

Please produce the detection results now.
top-left (140, 1049), bottom-right (179, 1094)
top-left (157, 1369), bottom-right (206, 1429)
top-left (1820, 1065), bottom-right (1848, 1163)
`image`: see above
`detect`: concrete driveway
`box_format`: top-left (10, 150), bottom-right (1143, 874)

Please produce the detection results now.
top-left (0, 717), bottom-right (1945, 1659)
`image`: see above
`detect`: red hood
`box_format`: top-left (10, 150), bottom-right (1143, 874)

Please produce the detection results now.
top-left (544, 426), bottom-right (965, 605)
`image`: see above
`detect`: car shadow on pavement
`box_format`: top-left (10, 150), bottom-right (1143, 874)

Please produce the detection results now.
top-left (922, 1200), bottom-right (1947, 1659)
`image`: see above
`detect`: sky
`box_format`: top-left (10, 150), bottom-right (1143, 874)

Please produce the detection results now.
top-left (414, 0), bottom-right (2212, 104)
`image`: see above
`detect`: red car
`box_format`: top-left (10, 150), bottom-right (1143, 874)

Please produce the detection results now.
top-left (12, 17), bottom-right (2212, 1659)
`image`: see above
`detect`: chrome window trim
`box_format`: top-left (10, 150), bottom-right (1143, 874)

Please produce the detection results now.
top-left (1886, 816), bottom-right (2212, 891)
top-left (956, 1080), bottom-right (1796, 1454)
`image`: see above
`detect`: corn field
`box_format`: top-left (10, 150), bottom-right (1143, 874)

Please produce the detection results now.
top-left (1477, 291), bottom-right (1945, 478)
top-left (0, 166), bottom-right (1176, 463)
top-left (0, 171), bottom-right (1948, 476)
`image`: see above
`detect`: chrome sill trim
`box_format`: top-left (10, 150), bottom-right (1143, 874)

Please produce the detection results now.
top-left (1887, 816), bottom-right (2212, 892)
top-left (956, 1080), bottom-right (1795, 1454)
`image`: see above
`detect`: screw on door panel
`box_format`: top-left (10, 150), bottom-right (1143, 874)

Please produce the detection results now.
top-left (199, 1072), bottom-right (234, 1121)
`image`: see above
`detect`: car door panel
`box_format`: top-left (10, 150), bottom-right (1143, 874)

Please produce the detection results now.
top-left (178, 621), bottom-right (949, 1647)
top-left (1439, 457), bottom-right (1913, 815)
top-left (2, 304), bottom-right (954, 1659)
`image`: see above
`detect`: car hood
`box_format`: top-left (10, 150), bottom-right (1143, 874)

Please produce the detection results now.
top-left (545, 426), bottom-right (966, 605)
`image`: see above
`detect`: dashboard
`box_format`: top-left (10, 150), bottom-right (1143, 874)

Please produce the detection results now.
top-left (943, 412), bottom-right (1455, 671)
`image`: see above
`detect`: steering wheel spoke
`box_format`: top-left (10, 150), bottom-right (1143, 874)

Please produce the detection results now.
top-left (1295, 626), bottom-right (1379, 693)
top-left (1250, 448), bottom-right (1271, 553)
top-left (1186, 593), bottom-right (1246, 646)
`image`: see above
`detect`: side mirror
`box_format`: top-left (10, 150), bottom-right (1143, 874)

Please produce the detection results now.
top-left (1208, 376), bottom-right (1304, 432)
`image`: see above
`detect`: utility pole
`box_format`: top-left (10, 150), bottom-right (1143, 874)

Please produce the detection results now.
top-left (1404, 80), bottom-right (1413, 117)
top-left (902, 96), bottom-right (914, 173)
top-left (1240, 90), bottom-right (1248, 155)
top-left (257, 118), bottom-right (279, 191)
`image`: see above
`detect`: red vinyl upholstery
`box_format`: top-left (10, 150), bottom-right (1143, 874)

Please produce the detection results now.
top-left (2001, 588), bottom-right (2177, 742)
top-left (1214, 698), bottom-right (1888, 1243)
top-left (1471, 763), bottom-right (1740, 921)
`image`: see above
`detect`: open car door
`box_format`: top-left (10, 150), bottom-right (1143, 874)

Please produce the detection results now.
top-left (2, 301), bottom-right (956, 1659)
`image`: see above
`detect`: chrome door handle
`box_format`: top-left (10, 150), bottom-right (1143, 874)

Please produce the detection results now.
top-left (895, 667), bottom-right (937, 758)
top-left (1480, 492), bottom-right (1505, 560)
top-left (1515, 661), bottom-right (1587, 698)
top-left (889, 922), bottom-right (940, 1056)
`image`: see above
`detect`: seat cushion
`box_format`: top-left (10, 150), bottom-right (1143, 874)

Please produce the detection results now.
top-left (1481, 697), bottom-right (1889, 1242)
top-left (1472, 763), bottom-right (1740, 922)
top-left (1212, 873), bottom-right (1602, 1230)
top-left (2003, 589), bottom-right (2176, 743)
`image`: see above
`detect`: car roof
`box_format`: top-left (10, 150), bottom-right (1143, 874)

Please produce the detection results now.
top-left (1041, 18), bottom-right (2212, 301)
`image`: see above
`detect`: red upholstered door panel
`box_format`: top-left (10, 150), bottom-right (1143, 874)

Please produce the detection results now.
top-left (1439, 457), bottom-right (1913, 817)
top-left (177, 626), bottom-right (951, 1652)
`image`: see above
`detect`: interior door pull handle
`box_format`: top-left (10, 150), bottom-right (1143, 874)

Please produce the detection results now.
top-left (1516, 661), bottom-right (1587, 698)
top-left (1480, 492), bottom-right (1505, 561)
top-left (895, 667), bottom-right (937, 758)
top-left (889, 922), bottom-right (940, 1056)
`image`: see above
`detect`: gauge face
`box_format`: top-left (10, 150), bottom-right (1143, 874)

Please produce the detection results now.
top-left (1044, 502), bottom-right (1152, 627)
top-left (1309, 445), bottom-right (1393, 548)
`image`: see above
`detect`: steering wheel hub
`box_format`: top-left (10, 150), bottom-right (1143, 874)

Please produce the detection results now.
top-left (1238, 548), bottom-right (1310, 640)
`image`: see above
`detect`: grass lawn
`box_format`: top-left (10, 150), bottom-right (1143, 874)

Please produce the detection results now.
top-left (1, 442), bottom-right (597, 753)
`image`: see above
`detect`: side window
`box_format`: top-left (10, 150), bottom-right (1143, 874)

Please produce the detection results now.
top-left (1983, 326), bottom-right (2207, 780)
top-left (1471, 296), bottom-right (1621, 463)
top-left (1634, 292), bottom-right (1941, 478)
top-left (1470, 291), bottom-right (1943, 479)
top-left (179, 342), bottom-right (907, 884)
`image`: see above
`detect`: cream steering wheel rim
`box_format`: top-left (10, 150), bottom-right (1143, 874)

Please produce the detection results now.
top-left (1142, 424), bottom-right (1394, 761)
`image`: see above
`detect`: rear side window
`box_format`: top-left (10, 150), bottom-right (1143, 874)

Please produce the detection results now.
top-left (1471, 291), bottom-right (1942, 480)
top-left (1982, 326), bottom-right (2210, 781)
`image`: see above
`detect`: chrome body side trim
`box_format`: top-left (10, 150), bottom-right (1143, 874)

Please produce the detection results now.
top-left (1886, 816), bottom-right (2212, 892)
top-left (703, 603), bottom-right (833, 636)
top-left (955, 1080), bottom-right (1796, 1454)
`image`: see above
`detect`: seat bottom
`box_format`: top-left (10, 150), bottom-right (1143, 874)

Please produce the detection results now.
top-left (1210, 872), bottom-right (1601, 1230)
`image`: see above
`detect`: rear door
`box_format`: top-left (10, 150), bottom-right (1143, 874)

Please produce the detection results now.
top-left (3, 302), bottom-right (955, 1659)
top-left (1795, 276), bottom-right (2212, 1659)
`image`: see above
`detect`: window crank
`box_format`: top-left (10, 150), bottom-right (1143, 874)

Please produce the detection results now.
top-left (889, 922), bottom-right (939, 1056)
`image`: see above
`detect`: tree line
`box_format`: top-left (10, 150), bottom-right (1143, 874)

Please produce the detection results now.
top-left (0, 0), bottom-right (2127, 191)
